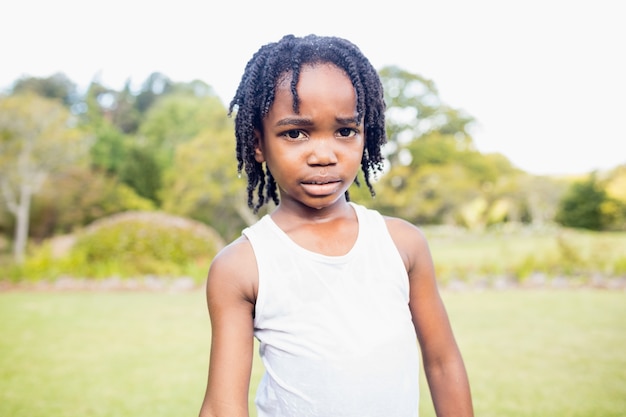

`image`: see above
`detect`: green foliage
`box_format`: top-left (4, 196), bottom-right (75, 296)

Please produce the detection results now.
top-left (602, 165), bottom-right (626, 231)
top-left (3, 211), bottom-right (225, 282)
top-left (110, 83), bottom-right (143, 134)
top-left (135, 72), bottom-right (174, 114)
top-left (1, 68), bottom-right (622, 247)
top-left (139, 93), bottom-right (229, 166)
top-left (381, 162), bottom-right (483, 225)
top-left (89, 124), bottom-right (131, 174)
top-left (82, 81), bottom-right (118, 129)
top-left (371, 131), bottom-right (523, 228)
top-left (28, 167), bottom-right (154, 238)
top-left (379, 65), bottom-right (475, 166)
top-left (11, 73), bottom-right (78, 107)
top-left (118, 145), bottom-right (163, 204)
top-left (0, 93), bottom-right (90, 179)
top-left (605, 165), bottom-right (626, 202)
top-left (81, 73), bottom-right (172, 135)
top-left (556, 174), bottom-right (609, 230)
top-left (67, 212), bottom-right (224, 278)
top-left (158, 100), bottom-right (256, 241)
top-left (406, 133), bottom-right (461, 166)
top-left (0, 93), bottom-right (92, 263)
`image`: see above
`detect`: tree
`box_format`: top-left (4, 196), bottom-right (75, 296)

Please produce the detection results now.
top-left (110, 81), bottom-right (141, 134)
top-left (161, 128), bottom-right (252, 240)
top-left (156, 91), bottom-right (260, 240)
top-left (11, 73), bottom-right (78, 108)
top-left (367, 129), bottom-right (521, 227)
top-left (29, 167), bottom-right (154, 238)
top-left (555, 174), bottom-right (608, 230)
top-left (379, 66), bottom-right (475, 166)
top-left (135, 72), bottom-right (173, 114)
top-left (89, 124), bottom-right (131, 175)
top-left (82, 79), bottom-right (141, 134)
top-left (83, 82), bottom-right (138, 186)
top-left (118, 145), bottom-right (163, 204)
top-left (369, 67), bottom-right (544, 228)
top-left (0, 94), bottom-right (89, 263)
top-left (139, 93), bottom-right (228, 165)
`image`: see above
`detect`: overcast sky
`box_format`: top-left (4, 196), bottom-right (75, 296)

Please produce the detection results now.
top-left (1, 0), bottom-right (624, 176)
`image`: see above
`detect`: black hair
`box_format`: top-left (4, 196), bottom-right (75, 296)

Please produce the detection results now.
top-left (229, 34), bottom-right (387, 213)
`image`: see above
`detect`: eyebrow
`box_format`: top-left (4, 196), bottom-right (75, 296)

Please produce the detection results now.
top-left (275, 116), bottom-right (360, 127)
top-left (275, 117), bottom-right (313, 127)
top-left (336, 116), bottom-right (360, 125)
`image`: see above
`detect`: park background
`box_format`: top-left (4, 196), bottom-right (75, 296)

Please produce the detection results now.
top-left (1, 1), bottom-right (625, 416)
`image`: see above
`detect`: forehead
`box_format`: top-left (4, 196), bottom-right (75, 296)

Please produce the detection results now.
top-left (276, 64), bottom-right (355, 108)
top-left (267, 63), bottom-right (359, 123)
top-left (275, 62), bottom-right (351, 90)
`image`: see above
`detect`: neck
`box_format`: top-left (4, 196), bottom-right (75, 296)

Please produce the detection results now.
top-left (272, 197), bottom-right (353, 225)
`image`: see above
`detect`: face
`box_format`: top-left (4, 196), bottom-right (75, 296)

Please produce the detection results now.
top-left (256, 63), bottom-right (365, 211)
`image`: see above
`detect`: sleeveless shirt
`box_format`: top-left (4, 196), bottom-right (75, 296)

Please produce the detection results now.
top-left (242, 203), bottom-right (420, 417)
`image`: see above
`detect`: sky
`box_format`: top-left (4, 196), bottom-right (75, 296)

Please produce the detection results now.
top-left (1, 0), bottom-right (624, 176)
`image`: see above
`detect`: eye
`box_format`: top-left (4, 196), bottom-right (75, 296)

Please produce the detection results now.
top-left (282, 130), bottom-right (307, 140)
top-left (337, 127), bottom-right (357, 138)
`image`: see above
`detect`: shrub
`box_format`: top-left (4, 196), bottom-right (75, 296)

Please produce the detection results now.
top-left (11, 211), bottom-right (225, 281)
top-left (555, 174), bottom-right (609, 231)
top-left (72, 211), bottom-right (225, 277)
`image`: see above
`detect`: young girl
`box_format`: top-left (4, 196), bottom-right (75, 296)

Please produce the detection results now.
top-left (199, 34), bottom-right (473, 417)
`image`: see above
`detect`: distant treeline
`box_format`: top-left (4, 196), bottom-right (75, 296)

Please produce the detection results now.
top-left (1, 69), bottom-right (625, 266)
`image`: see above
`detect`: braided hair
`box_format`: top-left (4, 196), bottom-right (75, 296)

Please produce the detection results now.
top-left (229, 34), bottom-right (387, 213)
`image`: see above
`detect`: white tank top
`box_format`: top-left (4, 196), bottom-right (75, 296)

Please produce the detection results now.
top-left (243, 203), bottom-right (420, 417)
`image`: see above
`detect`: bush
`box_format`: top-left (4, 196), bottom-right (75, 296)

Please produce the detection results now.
top-left (11, 211), bottom-right (225, 281)
top-left (555, 174), bottom-right (609, 231)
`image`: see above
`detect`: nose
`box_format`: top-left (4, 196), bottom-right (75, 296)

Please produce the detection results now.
top-left (306, 138), bottom-right (338, 166)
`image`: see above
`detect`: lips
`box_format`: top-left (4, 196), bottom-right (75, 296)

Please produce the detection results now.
top-left (300, 176), bottom-right (342, 196)
top-left (301, 176), bottom-right (342, 186)
top-left (301, 179), bottom-right (341, 185)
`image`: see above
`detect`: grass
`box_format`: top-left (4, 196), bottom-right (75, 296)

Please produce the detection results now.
top-left (424, 226), bottom-right (626, 283)
top-left (0, 291), bottom-right (211, 417)
top-left (0, 290), bottom-right (625, 417)
top-left (423, 290), bottom-right (626, 417)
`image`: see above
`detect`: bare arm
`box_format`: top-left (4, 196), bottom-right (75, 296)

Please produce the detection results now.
top-left (387, 218), bottom-right (473, 417)
top-left (199, 238), bottom-right (257, 417)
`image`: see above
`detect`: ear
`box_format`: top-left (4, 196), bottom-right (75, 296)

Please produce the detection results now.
top-left (253, 129), bottom-right (265, 163)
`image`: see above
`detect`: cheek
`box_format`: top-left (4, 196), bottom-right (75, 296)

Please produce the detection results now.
top-left (352, 140), bottom-right (366, 163)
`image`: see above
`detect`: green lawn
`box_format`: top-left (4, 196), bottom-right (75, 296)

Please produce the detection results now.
top-left (1, 290), bottom-right (624, 417)
top-left (425, 227), bottom-right (626, 282)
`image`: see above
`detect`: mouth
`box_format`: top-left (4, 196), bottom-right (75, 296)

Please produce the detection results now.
top-left (300, 178), bottom-right (343, 196)
top-left (301, 180), bottom-right (341, 185)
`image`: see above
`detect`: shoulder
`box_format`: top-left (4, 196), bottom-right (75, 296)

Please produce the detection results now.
top-left (383, 215), bottom-right (430, 255)
top-left (354, 204), bottom-right (427, 246)
top-left (383, 215), bottom-right (433, 276)
top-left (207, 235), bottom-right (258, 306)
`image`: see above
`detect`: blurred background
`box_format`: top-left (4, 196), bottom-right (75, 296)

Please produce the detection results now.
top-left (1, 1), bottom-right (625, 416)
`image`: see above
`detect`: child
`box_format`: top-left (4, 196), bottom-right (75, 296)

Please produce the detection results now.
top-left (198, 34), bottom-right (473, 417)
